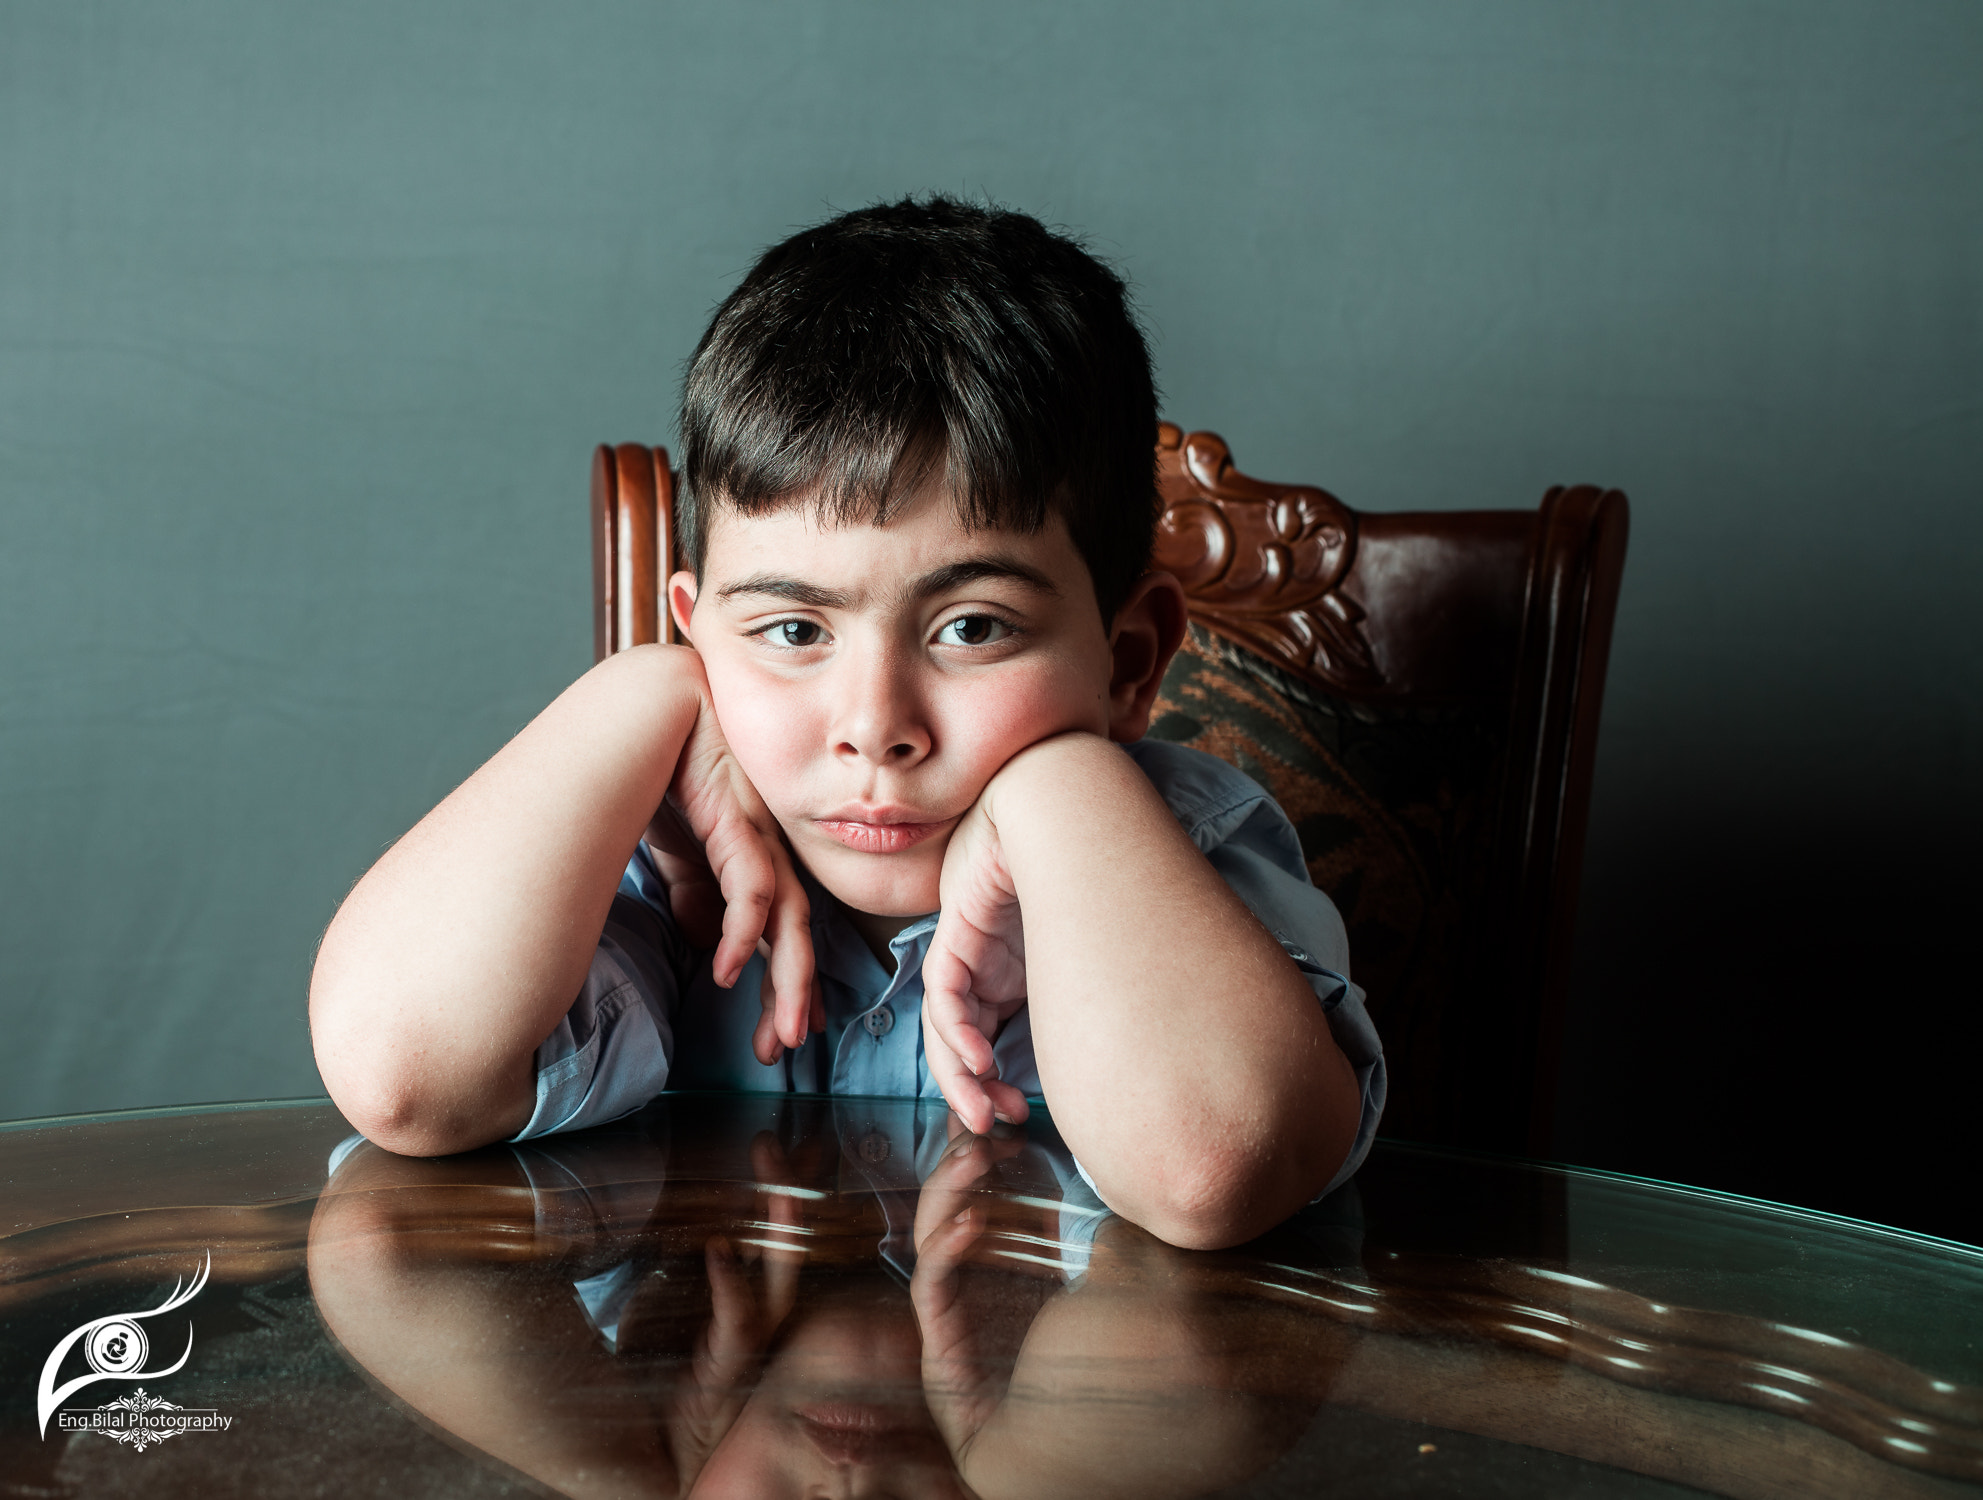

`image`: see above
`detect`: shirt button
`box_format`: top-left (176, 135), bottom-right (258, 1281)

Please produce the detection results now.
top-left (862, 1007), bottom-right (895, 1038)
top-left (859, 1131), bottom-right (891, 1163)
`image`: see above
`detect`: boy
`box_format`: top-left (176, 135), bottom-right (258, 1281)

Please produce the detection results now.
top-left (310, 196), bottom-right (1384, 1250)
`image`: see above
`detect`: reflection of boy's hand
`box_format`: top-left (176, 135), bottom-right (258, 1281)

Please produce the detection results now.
top-left (923, 802), bottom-right (1032, 1133)
top-left (660, 1131), bottom-right (809, 1491)
top-left (910, 1129), bottom-right (1031, 1455)
top-left (698, 1132), bottom-right (807, 1390)
top-left (653, 650), bottom-right (823, 1064)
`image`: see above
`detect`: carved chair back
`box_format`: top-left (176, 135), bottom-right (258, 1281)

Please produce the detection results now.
top-left (590, 429), bottom-right (1629, 1155)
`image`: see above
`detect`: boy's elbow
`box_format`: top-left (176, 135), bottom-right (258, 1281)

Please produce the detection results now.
top-left (312, 984), bottom-right (527, 1159)
top-left (330, 1080), bottom-right (507, 1159)
top-left (1126, 1172), bottom-right (1267, 1252)
top-left (1118, 1100), bottom-right (1361, 1252)
top-left (1131, 1147), bottom-right (1337, 1252)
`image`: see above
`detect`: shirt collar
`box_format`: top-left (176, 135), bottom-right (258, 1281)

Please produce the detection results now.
top-left (795, 860), bottom-right (938, 992)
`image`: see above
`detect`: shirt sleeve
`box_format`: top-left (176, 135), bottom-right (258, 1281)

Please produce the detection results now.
top-left (509, 846), bottom-right (691, 1141)
top-left (1124, 739), bottom-right (1388, 1198)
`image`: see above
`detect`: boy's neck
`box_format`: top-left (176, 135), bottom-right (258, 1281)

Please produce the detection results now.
top-left (844, 908), bottom-right (918, 975)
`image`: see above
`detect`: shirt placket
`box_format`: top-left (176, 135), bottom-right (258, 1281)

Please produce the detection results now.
top-left (829, 921), bottom-right (934, 1098)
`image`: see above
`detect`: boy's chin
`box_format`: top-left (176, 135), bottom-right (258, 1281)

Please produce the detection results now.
top-left (798, 843), bottom-right (945, 921)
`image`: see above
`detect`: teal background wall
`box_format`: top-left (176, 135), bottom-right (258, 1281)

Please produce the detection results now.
top-left (3, 3), bottom-right (1977, 1237)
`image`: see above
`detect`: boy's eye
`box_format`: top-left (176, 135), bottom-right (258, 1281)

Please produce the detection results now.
top-left (935, 614), bottom-right (1012, 647)
top-left (761, 620), bottom-right (826, 648)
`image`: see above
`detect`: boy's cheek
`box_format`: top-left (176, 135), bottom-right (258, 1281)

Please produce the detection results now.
top-left (968, 679), bottom-right (1114, 774)
top-left (706, 687), bottom-right (814, 800)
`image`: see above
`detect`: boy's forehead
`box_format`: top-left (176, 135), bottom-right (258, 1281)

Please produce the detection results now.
top-left (699, 489), bottom-right (1087, 598)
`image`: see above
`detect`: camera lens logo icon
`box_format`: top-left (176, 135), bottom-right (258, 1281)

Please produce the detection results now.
top-left (83, 1320), bottom-right (148, 1376)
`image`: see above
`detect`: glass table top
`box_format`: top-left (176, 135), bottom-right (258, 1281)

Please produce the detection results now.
top-left (2, 1094), bottom-right (1978, 1498)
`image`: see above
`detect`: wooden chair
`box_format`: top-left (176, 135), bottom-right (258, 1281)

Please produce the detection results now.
top-left (589, 428), bottom-right (1629, 1156)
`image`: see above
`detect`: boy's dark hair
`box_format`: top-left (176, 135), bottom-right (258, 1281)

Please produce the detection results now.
top-left (678, 195), bottom-right (1160, 621)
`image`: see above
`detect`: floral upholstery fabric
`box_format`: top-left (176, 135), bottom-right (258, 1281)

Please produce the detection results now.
top-left (1147, 624), bottom-right (1507, 1140)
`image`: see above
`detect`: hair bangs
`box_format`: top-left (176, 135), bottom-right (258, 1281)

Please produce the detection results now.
top-left (678, 195), bottom-right (1157, 618)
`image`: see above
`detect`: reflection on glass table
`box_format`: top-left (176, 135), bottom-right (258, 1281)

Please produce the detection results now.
top-left (2, 1093), bottom-right (1979, 1498)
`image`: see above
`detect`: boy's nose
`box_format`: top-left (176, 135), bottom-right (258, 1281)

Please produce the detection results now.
top-left (833, 649), bottom-right (932, 769)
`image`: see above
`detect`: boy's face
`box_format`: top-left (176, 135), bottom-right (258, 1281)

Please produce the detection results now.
top-left (673, 482), bottom-right (1126, 919)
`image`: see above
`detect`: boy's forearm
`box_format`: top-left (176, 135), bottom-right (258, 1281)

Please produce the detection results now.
top-left (310, 645), bottom-right (702, 1156)
top-left (985, 734), bottom-right (1361, 1249)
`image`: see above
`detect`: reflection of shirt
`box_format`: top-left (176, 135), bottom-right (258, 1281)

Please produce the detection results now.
top-left (516, 738), bottom-right (1388, 1197)
top-left (326, 1097), bottom-right (1116, 1354)
top-left (530, 1099), bottom-right (1115, 1347)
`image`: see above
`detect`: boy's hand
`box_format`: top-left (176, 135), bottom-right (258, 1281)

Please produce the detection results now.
top-left (922, 798), bottom-right (1033, 1132)
top-left (659, 660), bottom-right (822, 1065)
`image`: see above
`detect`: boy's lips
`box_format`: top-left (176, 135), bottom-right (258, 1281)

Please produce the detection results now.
top-left (812, 813), bottom-right (952, 854)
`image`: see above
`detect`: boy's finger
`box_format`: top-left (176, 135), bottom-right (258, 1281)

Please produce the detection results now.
top-left (926, 1030), bottom-right (996, 1134)
top-left (708, 823), bottom-right (777, 988)
top-left (751, 1004), bottom-right (784, 1068)
top-left (981, 1076), bottom-right (1031, 1126)
top-left (932, 990), bottom-right (997, 1077)
top-left (760, 863), bottom-right (814, 1052)
top-left (924, 1000), bottom-right (991, 1126)
top-left (921, 949), bottom-right (998, 1076)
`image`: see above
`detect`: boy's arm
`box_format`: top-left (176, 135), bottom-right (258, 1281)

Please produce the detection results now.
top-left (928, 731), bottom-right (1361, 1250)
top-left (309, 644), bottom-right (813, 1157)
top-left (309, 1145), bottom-right (677, 1499)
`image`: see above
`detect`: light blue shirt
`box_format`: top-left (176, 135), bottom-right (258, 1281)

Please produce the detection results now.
top-left (514, 738), bottom-right (1388, 1197)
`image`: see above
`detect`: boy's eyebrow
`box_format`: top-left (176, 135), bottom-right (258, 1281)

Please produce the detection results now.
top-left (907, 557), bottom-right (1060, 600)
top-left (714, 556), bottom-right (1060, 608)
top-left (714, 576), bottom-right (851, 608)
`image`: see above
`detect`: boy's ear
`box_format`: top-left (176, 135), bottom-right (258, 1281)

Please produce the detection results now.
top-left (667, 572), bottom-right (699, 643)
top-left (1105, 571), bottom-right (1189, 743)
